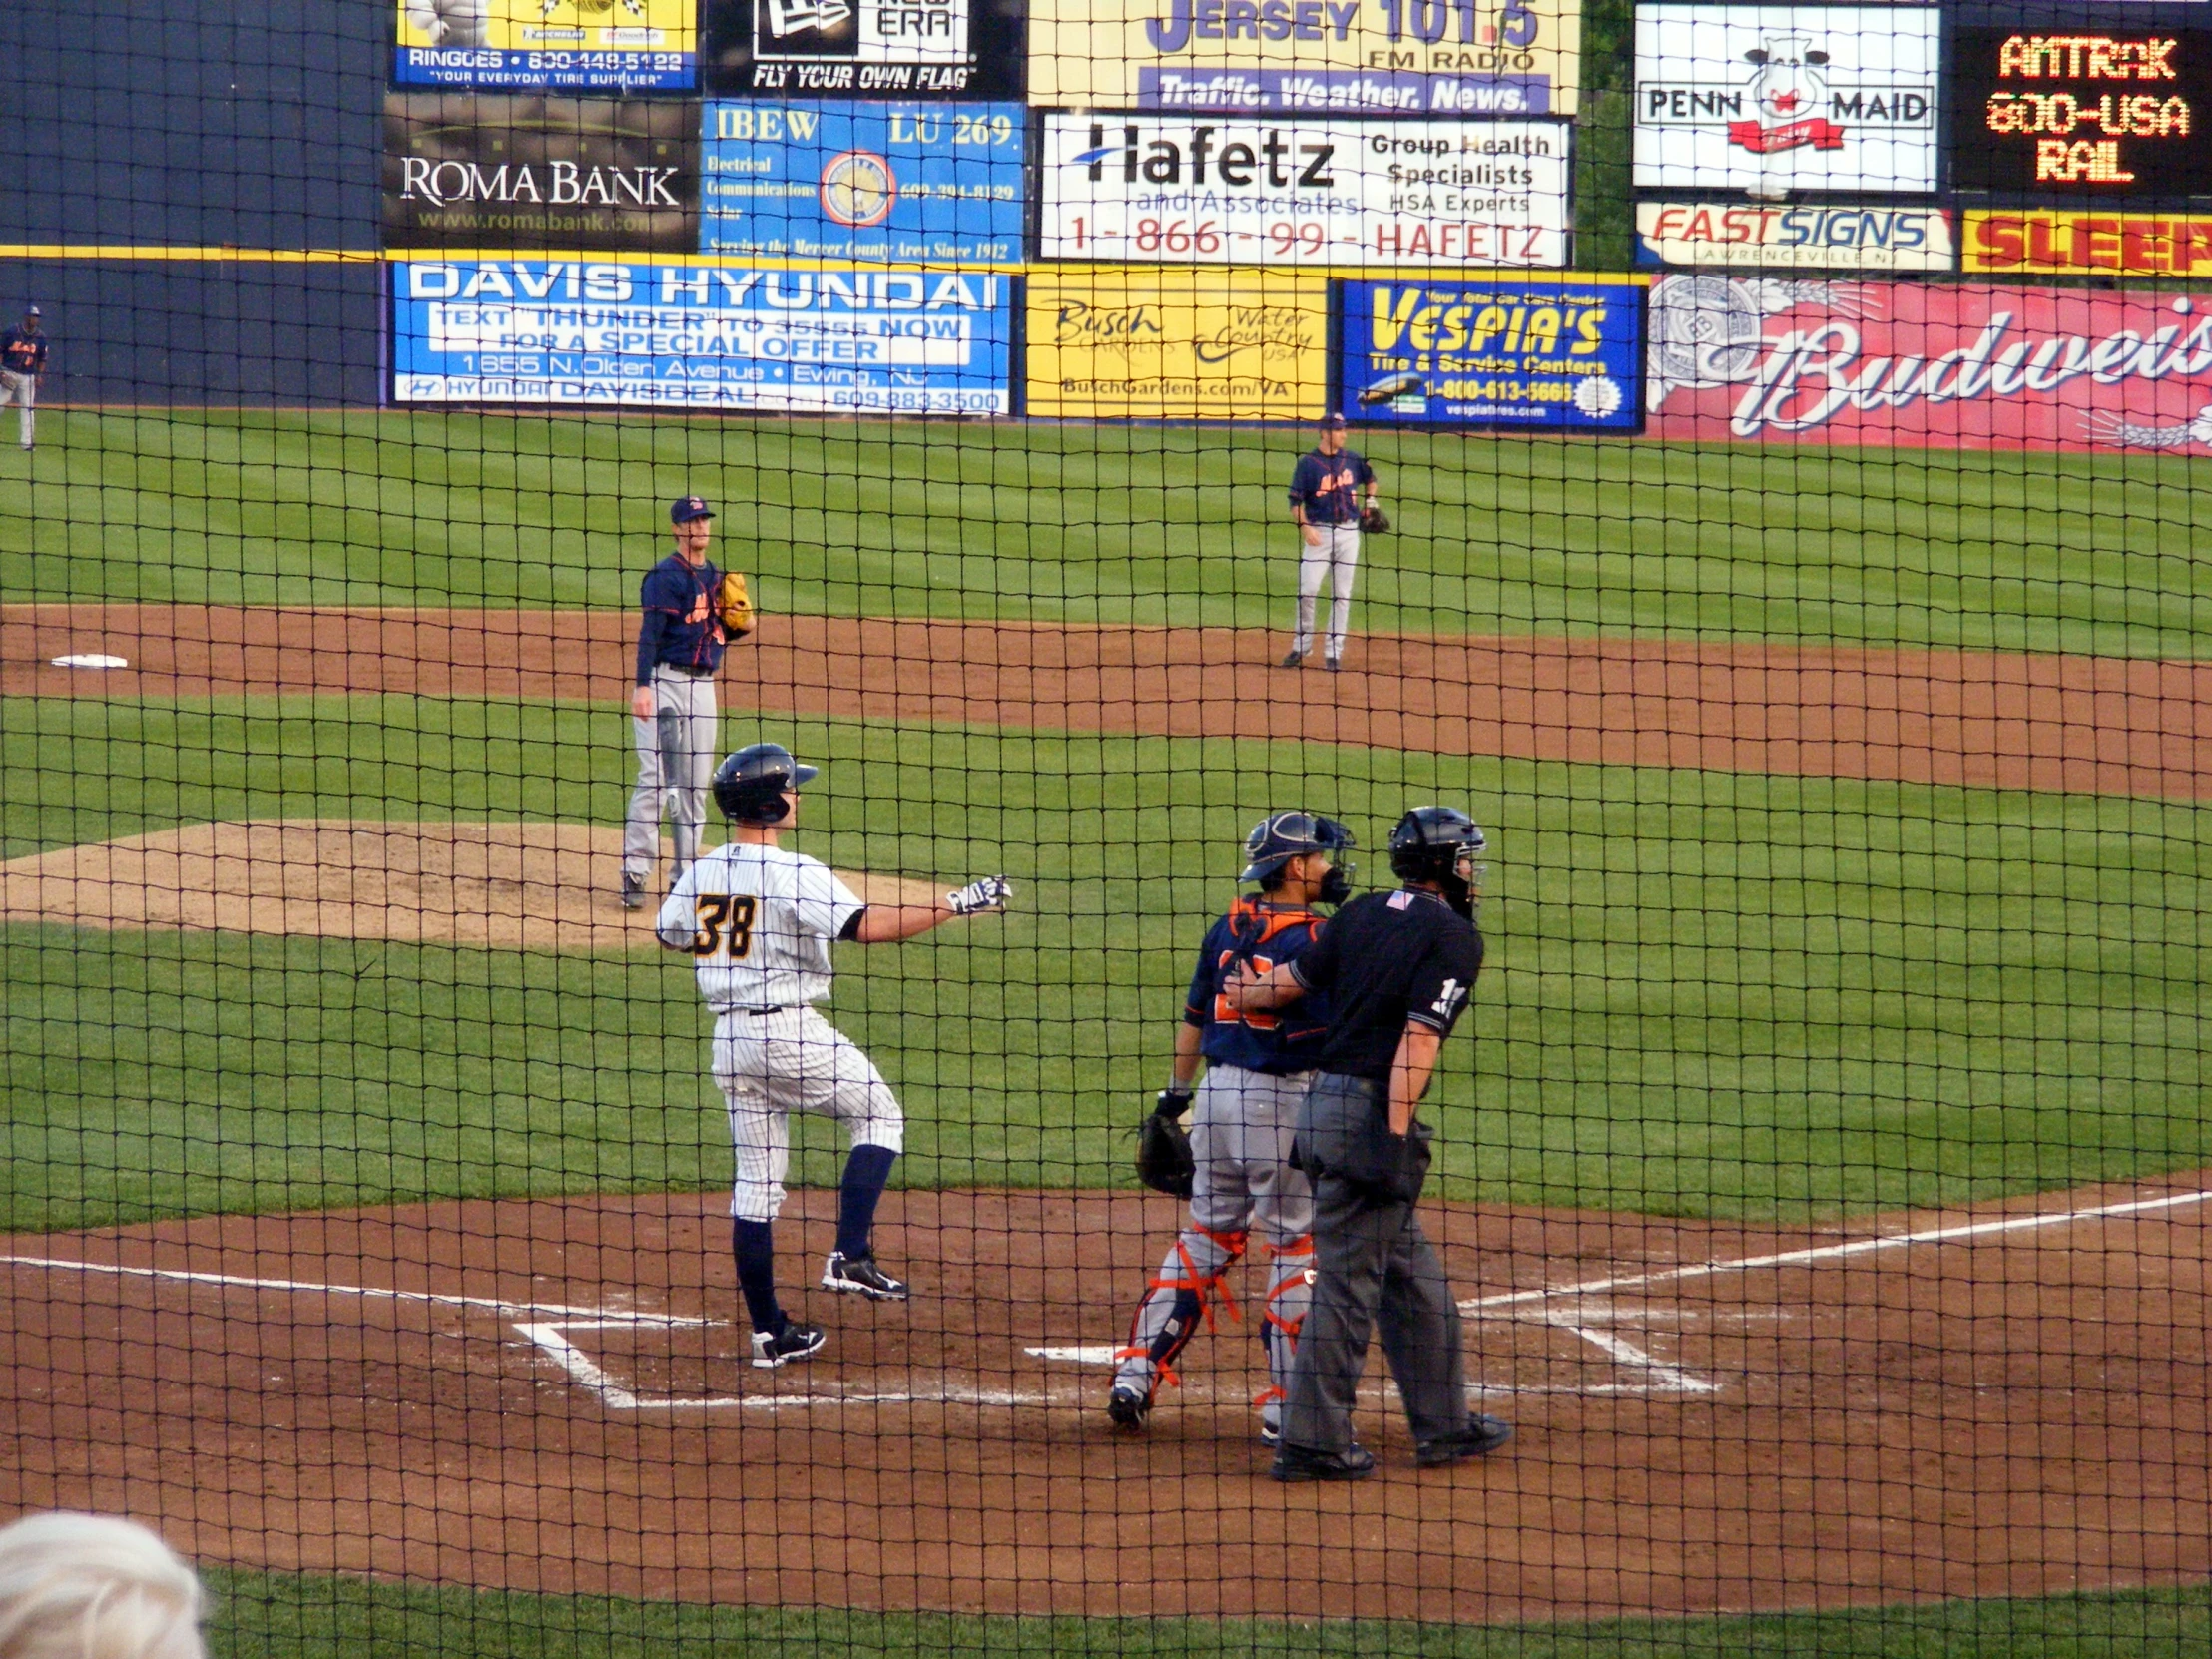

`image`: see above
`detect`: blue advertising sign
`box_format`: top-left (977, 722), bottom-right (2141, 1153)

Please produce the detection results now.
top-left (393, 1), bottom-right (697, 92)
top-left (390, 259), bottom-right (1012, 413)
top-left (1338, 276), bottom-right (1643, 429)
top-left (700, 103), bottom-right (1026, 263)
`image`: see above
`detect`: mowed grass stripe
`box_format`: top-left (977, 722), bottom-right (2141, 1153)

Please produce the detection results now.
top-left (5, 410), bottom-right (2212, 655)
top-left (3, 693), bottom-right (2205, 1230)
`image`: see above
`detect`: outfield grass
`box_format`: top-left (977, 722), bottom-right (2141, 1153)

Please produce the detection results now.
top-left (6, 411), bottom-right (2212, 656)
top-left (200, 1565), bottom-right (2212, 1659)
top-left (3, 691), bottom-right (2204, 1233)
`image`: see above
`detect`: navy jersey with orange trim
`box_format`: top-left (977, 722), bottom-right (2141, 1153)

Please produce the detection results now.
top-left (1, 328), bottom-right (48, 376)
top-left (1183, 897), bottom-right (1332, 1075)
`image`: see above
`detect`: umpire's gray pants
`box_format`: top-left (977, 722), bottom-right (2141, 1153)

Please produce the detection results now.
top-left (1280, 1073), bottom-right (1468, 1455)
top-left (623, 665), bottom-right (717, 881)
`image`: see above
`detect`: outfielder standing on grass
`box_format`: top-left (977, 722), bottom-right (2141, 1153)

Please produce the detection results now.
top-left (1110, 812), bottom-right (1354, 1445)
top-left (1, 305), bottom-right (50, 452)
top-left (1281, 412), bottom-right (1382, 671)
top-left (658, 742), bottom-right (1010, 1369)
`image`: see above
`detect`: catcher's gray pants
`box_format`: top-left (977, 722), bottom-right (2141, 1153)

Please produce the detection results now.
top-left (1, 370), bottom-right (35, 448)
top-left (1280, 1073), bottom-right (1468, 1456)
top-left (1292, 523), bottom-right (1360, 661)
top-left (1114, 1065), bottom-right (1316, 1436)
top-left (623, 665), bottom-right (717, 883)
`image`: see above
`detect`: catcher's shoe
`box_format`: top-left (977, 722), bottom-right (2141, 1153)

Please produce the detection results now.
top-left (1269, 1442), bottom-right (1376, 1483)
top-left (1414, 1415), bottom-right (1515, 1468)
top-left (1106, 1382), bottom-right (1152, 1431)
top-left (1279, 648), bottom-right (1306, 668)
top-left (750, 1320), bottom-right (827, 1370)
top-left (822, 1252), bottom-right (910, 1301)
top-left (620, 870), bottom-right (646, 910)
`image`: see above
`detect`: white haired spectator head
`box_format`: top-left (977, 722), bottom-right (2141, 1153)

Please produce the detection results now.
top-left (0, 1513), bottom-right (206, 1659)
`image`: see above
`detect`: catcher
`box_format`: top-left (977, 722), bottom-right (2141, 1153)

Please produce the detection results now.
top-left (1111, 812), bottom-right (1355, 1445)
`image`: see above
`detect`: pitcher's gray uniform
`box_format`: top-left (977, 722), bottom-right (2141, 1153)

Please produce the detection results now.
top-left (623, 495), bottom-right (728, 907)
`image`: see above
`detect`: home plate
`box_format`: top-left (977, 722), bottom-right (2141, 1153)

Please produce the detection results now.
top-left (52, 654), bottom-right (129, 670)
top-left (1026, 1345), bottom-right (1119, 1365)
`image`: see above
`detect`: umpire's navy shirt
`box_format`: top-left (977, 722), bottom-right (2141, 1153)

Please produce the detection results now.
top-left (635, 553), bottom-right (726, 685)
top-left (1289, 887), bottom-right (1482, 1085)
top-left (1183, 897), bottom-right (1334, 1074)
top-left (1287, 447), bottom-right (1375, 525)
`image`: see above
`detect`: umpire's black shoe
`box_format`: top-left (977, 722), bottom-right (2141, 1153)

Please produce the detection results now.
top-left (750, 1320), bottom-right (827, 1370)
top-left (1269, 1442), bottom-right (1377, 1483)
top-left (1415, 1415), bottom-right (1515, 1467)
top-left (822, 1251), bottom-right (911, 1301)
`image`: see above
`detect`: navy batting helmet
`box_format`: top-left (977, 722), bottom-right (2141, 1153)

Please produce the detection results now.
top-left (1241, 811), bottom-right (1356, 899)
top-left (1387, 807), bottom-right (1487, 914)
top-left (713, 743), bottom-right (818, 825)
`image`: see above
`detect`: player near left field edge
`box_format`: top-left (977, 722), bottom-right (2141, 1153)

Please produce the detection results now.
top-left (1, 305), bottom-right (50, 452)
top-left (657, 742), bottom-right (1011, 1370)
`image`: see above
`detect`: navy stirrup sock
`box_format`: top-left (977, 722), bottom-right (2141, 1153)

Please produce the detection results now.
top-left (731, 1219), bottom-right (782, 1335)
top-left (835, 1144), bottom-right (899, 1260)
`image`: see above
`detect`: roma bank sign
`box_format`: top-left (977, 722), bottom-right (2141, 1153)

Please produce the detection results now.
top-left (1029, 0), bottom-right (1583, 115)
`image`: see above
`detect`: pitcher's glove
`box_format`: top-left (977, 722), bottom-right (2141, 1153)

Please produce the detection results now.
top-left (1136, 1087), bottom-right (1195, 1198)
top-left (1359, 505), bottom-right (1390, 534)
top-left (947, 875), bottom-right (1012, 915)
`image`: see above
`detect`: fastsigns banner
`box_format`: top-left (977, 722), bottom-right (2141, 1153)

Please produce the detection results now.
top-left (1340, 276), bottom-right (1642, 428)
top-left (384, 95), bottom-right (698, 252)
top-left (395, 0), bottom-right (696, 92)
top-left (1038, 115), bottom-right (1572, 267)
top-left (1027, 0), bottom-right (1582, 116)
top-left (1950, 27), bottom-right (2212, 194)
top-left (1646, 276), bottom-right (2212, 451)
top-left (1633, 5), bottom-right (1940, 194)
top-left (1635, 203), bottom-right (1954, 271)
top-left (699, 0), bottom-right (1023, 98)
top-left (1963, 211), bottom-right (2212, 276)
top-left (391, 259), bottom-right (1012, 413)
top-left (701, 103), bottom-right (1025, 262)
top-left (1025, 268), bottom-right (1329, 418)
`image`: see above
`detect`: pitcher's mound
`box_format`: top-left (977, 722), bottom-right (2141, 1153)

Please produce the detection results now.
top-left (0, 822), bottom-right (940, 952)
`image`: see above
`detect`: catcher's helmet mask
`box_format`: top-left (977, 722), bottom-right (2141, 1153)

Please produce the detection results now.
top-left (1387, 807), bottom-right (1487, 917)
top-left (1241, 811), bottom-right (1357, 903)
top-left (714, 743), bottom-right (820, 826)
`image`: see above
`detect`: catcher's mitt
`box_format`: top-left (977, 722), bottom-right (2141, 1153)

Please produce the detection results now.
top-left (717, 570), bottom-right (756, 639)
top-left (1359, 505), bottom-right (1390, 534)
top-left (1136, 1088), bottom-right (1195, 1198)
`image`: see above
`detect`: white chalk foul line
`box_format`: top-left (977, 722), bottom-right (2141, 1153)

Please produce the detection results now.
top-left (1458, 1187), bottom-right (2212, 1316)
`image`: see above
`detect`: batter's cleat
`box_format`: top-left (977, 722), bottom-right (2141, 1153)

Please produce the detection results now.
top-left (1269, 1442), bottom-right (1377, 1483)
top-left (822, 1252), bottom-right (910, 1301)
top-left (750, 1320), bottom-right (827, 1370)
top-left (1414, 1415), bottom-right (1515, 1468)
top-left (620, 870), bottom-right (646, 909)
top-left (1107, 1382), bottom-right (1152, 1431)
top-left (1279, 648), bottom-right (1307, 668)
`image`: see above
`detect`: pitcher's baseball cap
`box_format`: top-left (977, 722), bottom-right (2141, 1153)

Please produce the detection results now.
top-left (669, 495), bottom-right (715, 523)
top-left (1319, 411), bottom-right (1347, 427)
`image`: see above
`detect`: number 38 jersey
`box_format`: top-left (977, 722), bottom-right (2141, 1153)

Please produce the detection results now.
top-left (654, 842), bottom-right (867, 1012)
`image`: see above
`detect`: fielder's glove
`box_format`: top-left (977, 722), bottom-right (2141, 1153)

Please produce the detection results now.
top-left (1137, 1090), bottom-right (1196, 1198)
top-left (1360, 505), bottom-right (1390, 534)
top-left (947, 875), bottom-right (1012, 915)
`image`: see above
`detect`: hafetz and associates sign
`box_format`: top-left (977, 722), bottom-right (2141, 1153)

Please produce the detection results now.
top-left (391, 259), bottom-right (1012, 413)
top-left (1028, 0), bottom-right (1582, 116)
top-left (1635, 203), bottom-right (1954, 270)
top-left (394, 0), bottom-right (696, 92)
top-left (700, 103), bottom-right (1026, 262)
top-left (384, 95), bottom-right (698, 252)
top-left (1634, 5), bottom-right (1940, 194)
top-left (698, 0), bottom-right (1023, 97)
top-left (1339, 276), bottom-right (1644, 428)
top-left (1038, 114), bottom-right (1572, 266)
top-left (1949, 28), bottom-right (2212, 194)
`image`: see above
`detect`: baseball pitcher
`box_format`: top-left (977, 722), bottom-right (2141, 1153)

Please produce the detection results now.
top-left (657, 743), bottom-right (1011, 1368)
top-left (1, 306), bottom-right (50, 452)
top-left (1282, 412), bottom-right (1382, 671)
top-left (1108, 812), bottom-right (1354, 1445)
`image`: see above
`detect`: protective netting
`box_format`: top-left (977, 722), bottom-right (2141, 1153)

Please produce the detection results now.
top-left (1, 4), bottom-right (2208, 1658)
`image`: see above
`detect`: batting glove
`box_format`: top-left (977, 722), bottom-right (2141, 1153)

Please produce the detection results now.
top-left (947, 875), bottom-right (1012, 915)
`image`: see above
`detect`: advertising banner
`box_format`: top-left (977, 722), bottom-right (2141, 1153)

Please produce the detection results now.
top-left (701, 103), bottom-right (1025, 261)
top-left (1963, 211), bottom-right (2212, 276)
top-left (1635, 203), bottom-right (1954, 270)
top-left (1038, 115), bottom-right (1572, 267)
top-left (395, 0), bottom-right (696, 92)
top-left (698, 0), bottom-right (1023, 98)
top-left (1025, 268), bottom-right (1329, 418)
top-left (1645, 276), bottom-right (2212, 452)
top-left (1633, 5), bottom-right (1941, 195)
top-left (1340, 275), bottom-right (1642, 428)
top-left (384, 95), bottom-right (698, 252)
top-left (1027, 0), bottom-right (1582, 117)
top-left (391, 259), bottom-right (1012, 412)
top-left (1949, 27), bottom-right (2212, 194)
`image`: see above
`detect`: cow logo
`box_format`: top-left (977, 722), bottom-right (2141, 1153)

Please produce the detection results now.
top-left (1729, 38), bottom-right (1844, 153)
top-left (820, 150), bottom-right (897, 227)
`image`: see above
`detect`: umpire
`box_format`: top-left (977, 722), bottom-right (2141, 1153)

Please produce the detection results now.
top-left (1226, 806), bottom-right (1511, 1480)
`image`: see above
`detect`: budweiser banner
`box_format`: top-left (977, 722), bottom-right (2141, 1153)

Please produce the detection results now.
top-left (1645, 276), bottom-right (2212, 452)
